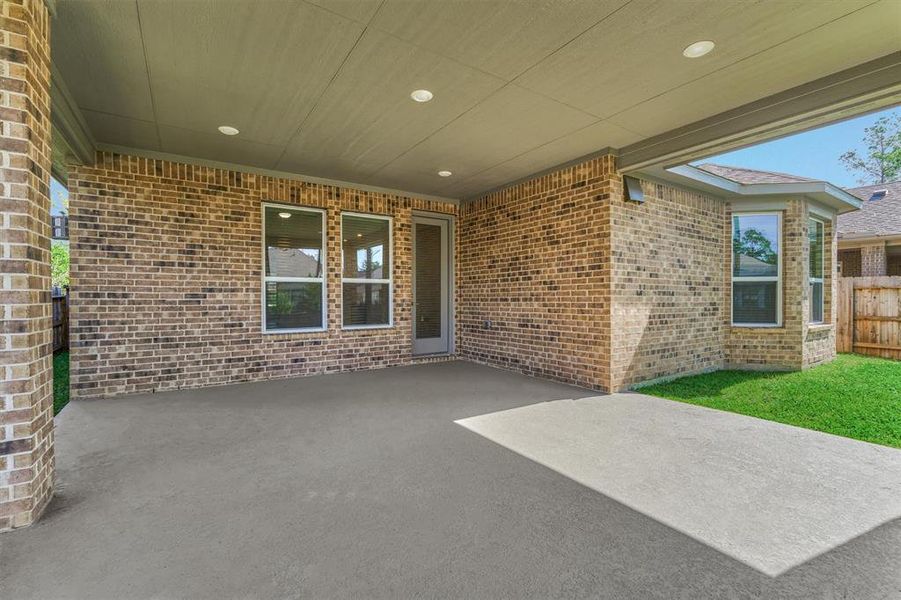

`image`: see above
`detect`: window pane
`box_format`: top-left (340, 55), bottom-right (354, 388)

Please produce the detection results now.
top-left (733, 281), bottom-right (778, 324)
top-left (808, 219), bottom-right (824, 279)
top-left (265, 281), bottom-right (323, 330)
top-left (733, 214), bottom-right (779, 278)
top-left (265, 207), bottom-right (323, 278)
top-left (343, 282), bottom-right (390, 326)
top-left (810, 281), bottom-right (823, 323)
top-left (343, 215), bottom-right (389, 278)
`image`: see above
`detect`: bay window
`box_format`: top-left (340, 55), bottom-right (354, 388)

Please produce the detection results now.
top-left (809, 217), bottom-right (825, 323)
top-left (342, 213), bottom-right (392, 328)
top-left (732, 212), bottom-right (781, 326)
top-left (262, 204), bottom-right (326, 332)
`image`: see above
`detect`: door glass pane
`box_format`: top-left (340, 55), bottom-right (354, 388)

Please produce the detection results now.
top-left (265, 207), bottom-right (323, 278)
top-left (265, 281), bottom-right (322, 330)
top-left (343, 283), bottom-right (390, 326)
top-left (733, 214), bottom-right (779, 277)
top-left (733, 281), bottom-right (777, 324)
top-left (415, 223), bottom-right (442, 339)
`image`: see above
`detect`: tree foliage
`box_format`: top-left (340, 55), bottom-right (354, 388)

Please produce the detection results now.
top-left (51, 241), bottom-right (69, 288)
top-left (839, 114), bottom-right (901, 185)
top-left (733, 228), bottom-right (777, 266)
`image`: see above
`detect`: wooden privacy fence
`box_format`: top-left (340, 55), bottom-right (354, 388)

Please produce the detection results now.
top-left (52, 289), bottom-right (69, 353)
top-left (837, 276), bottom-right (901, 360)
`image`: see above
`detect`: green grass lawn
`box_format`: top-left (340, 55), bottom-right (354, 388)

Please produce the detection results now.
top-left (53, 350), bottom-right (69, 415)
top-left (639, 354), bottom-right (901, 449)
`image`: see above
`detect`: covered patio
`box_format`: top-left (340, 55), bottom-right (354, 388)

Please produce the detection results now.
top-left (2, 3), bottom-right (901, 594)
top-left (2, 361), bottom-right (899, 599)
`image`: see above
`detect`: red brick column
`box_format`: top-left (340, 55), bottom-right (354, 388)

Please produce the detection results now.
top-left (0, 0), bottom-right (53, 531)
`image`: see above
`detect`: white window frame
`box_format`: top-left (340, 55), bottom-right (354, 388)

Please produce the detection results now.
top-left (731, 211), bottom-right (783, 328)
top-left (261, 202), bottom-right (327, 334)
top-left (341, 211), bottom-right (394, 330)
top-left (808, 216), bottom-right (825, 325)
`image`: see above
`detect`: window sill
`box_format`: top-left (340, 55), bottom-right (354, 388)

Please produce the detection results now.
top-left (731, 324), bottom-right (783, 331)
top-left (262, 327), bottom-right (327, 335)
top-left (807, 323), bottom-right (834, 332)
top-left (342, 324), bottom-right (394, 331)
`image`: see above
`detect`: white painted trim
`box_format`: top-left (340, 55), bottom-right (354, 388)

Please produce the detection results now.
top-left (96, 144), bottom-right (459, 205)
top-left (261, 202), bottom-right (327, 334)
top-left (666, 165), bottom-right (862, 213)
top-left (340, 212), bottom-right (394, 330)
top-left (808, 216), bottom-right (826, 325)
top-left (731, 211), bottom-right (783, 327)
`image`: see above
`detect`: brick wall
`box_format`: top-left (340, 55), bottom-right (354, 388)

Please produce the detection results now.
top-left (725, 199), bottom-right (806, 370)
top-left (838, 248), bottom-right (861, 277)
top-left (70, 150), bottom-right (839, 401)
top-left (458, 155), bottom-right (614, 390)
top-left (68, 152), bottom-right (456, 399)
top-left (610, 179), bottom-right (726, 390)
top-left (0, 0), bottom-right (53, 531)
top-left (724, 199), bottom-right (837, 370)
top-left (860, 243), bottom-right (887, 276)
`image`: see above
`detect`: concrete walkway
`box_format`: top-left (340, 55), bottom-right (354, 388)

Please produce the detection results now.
top-left (1, 361), bottom-right (899, 599)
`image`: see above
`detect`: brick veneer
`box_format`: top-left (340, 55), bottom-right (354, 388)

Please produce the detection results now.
top-left (0, 0), bottom-right (54, 531)
top-left (458, 155), bottom-right (614, 390)
top-left (838, 248), bottom-right (862, 277)
top-left (610, 180), bottom-right (726, 390)
top-left (724, 199), bottom-right (837, 370)
top-left (69, 150), bottom-right (838, 403)
top-left (68, 152), bottom-right (456, 399)
top-left (860, 243), bottom-right (887, 276)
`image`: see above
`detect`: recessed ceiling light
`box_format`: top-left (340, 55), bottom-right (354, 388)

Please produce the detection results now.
top-left (218, 125), bottom-right (240, 136)
top-left (682, 40), bottom-right (715, 58)
top-left (278, 212), bottom-right (291, 219)
top-left (356, 233), bottom-right (363, 237)
top-left (438, 170), bottom-right (452, 177)
top-left (410, 89), bottom-right (434, 103)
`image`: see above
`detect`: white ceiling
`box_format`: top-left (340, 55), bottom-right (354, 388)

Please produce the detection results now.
top-left (52, 0), bottom-right (901, 198)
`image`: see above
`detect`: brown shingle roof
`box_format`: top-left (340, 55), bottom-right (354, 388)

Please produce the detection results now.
top-left (696, 163), bottom-right (816, 184)
top-left (838, 180), bottom-right (901, 239)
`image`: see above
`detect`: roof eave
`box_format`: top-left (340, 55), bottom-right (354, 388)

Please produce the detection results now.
top-left (661, 165), bottom-right (863, 213)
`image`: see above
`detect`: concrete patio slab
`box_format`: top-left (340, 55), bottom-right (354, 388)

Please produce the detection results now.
top-left (1, 361), bottom-right (899, 599)
top-left (456, 392), bottom-right (901, 576)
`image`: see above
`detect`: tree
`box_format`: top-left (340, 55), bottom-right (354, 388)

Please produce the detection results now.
top-left (51, 241), bottom-right (69, 288)
top-left (733, 228), bottom-right (777, 266)
top-left (839, 114), bottom-right (901, 185)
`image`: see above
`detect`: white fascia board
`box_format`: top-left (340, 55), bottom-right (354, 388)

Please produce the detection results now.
top-left (664, 165), bottom-right (862, 214)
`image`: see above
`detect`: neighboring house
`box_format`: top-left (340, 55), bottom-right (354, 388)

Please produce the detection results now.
top-left (836, 181), bottom-right (901, 277)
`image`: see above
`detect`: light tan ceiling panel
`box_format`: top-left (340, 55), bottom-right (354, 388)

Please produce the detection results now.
top-left (52, 0), bottom-right (156, 120)
top-left (371, 0), bottom-right (630, 80)
top-left (276, 29), bottom-right (506, 181)
top-left (608, 0), bottom-right (901, 136)
top-left (445, 120), bottom-right (643, 197)
top-left (138, 0), bottom-right (364, 145)
top-left (158, 125), bottom-right (285, 170)
top-left (305, 0), bottom-right (383, 24)
top-left (82, 110), bottom-right (161, 151)
top-left (369, 84), bottom-right (597, 194)
top-left (515, 0), bottom-right (874, 118)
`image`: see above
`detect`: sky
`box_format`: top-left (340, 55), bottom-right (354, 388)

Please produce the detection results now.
top-left (697, 105), bottom-right (901, 189)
